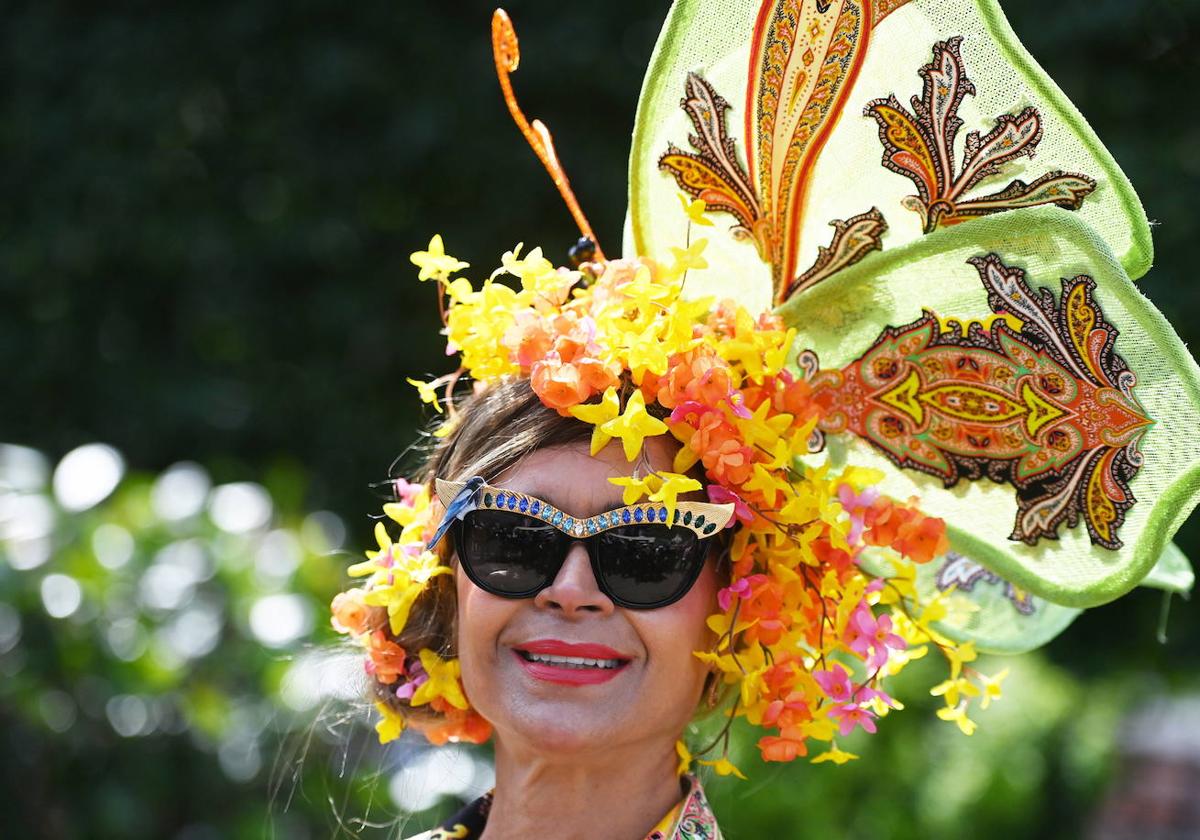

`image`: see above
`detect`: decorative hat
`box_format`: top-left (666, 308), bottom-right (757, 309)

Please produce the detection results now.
top-left (331, 0), bottom-right (1197, 774)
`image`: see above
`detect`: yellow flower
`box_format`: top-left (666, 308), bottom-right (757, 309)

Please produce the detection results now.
top-left (946, 641), bottom-right (978, 679)
top-left (608, 473), bottom-right (662, 505)
top-left (410, 649), bottom-right (469, 710)
top-left (647, 471), bottom-right (701, 522)
top-left (411, 234), bottom-right (469, 282)
top-left (979, 668), bottom-right (1009, 710)
top-left (406, 377), bottom-right (443, 414)
top-left (677, 193), bottom-right (715, 226)
top-left (569, 386), bottom-right (621, 456)
top-left (675, 740), bottom-right (693, 776)
top-left (665, 238), bottom-right (709, 280)
top-left (600, 390), bottom-right (669, 461)
top-left (374, 701), bottom-right (406, 744)
top-left (811, 745), bottom-right (859, 765)
top-left (937, 703), bottom-right (978, 735)
top-left (622, 321), bottom-right (672, 380)
top-left (698, 756), bottom-right (748, 780)
top-left (930, 676), bottom-right (980, 708)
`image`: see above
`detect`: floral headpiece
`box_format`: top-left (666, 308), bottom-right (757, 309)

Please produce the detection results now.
top-left (331, 2), bottom-right (1198, 775)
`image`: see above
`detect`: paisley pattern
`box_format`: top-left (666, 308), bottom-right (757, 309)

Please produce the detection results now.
top-left (864, 37), bottom-right (1096, 233)
top-left (748, 0), bottom-right (870, 299)
top-left (659, 0), bottom-right (876, 304)
top-left (808, 253), bottom-right (1152, 549)
top-left (787, 207), bottom-right (886, 298)
top-left (658, 73), bottom-right (764, 251)
top-left (936, 551), bottom-right (1035, 614)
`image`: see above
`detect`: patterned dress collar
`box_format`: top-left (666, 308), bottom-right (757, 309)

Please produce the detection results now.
top-left (414, 774), bottom-right (721, 840)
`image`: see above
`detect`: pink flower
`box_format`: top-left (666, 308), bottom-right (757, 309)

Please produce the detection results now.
top-left (670, 400), bottom-right (716, 424)
top-left (831, 703), bottom-right (878, 736)
top-left (813, 663), bottom-right (854, 703)
top-left (856, 683), bottom-right (898, 708)
top-left (707, 484), bottom-right (754, 526)
top-left (393, 478), bottom-right (423, 506)
top-left (717, 573), bottom-right (766, 612)
top-left (837, 483), bottom-right (880, 544)
top-left (844, 602), bottom-right (906, 670)
top-left (723, 388), bottom-right (752, 419)
top-left (395, 658), bottom-right (429, 702)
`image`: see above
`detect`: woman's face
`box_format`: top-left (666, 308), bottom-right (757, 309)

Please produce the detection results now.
top-left (454, 437), bottom-right (719, 757)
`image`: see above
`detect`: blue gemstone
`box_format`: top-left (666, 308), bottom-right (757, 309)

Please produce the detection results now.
top-left (543, 506), bottom-right (554, 520)
top-left (553, 511), bottom-right (564, 525)
top-left (507, 495), bottom-right (518, 510)
top-left (519, 498), bottom-right (529, 513)
top-left (530, 500), bottom-right (541, 515)
top-left (622, 509), bottom-right (632, 524)
top-left (586, 519), bottom-right (595, 534)
top-left (634, 508), bottom-right (644, 523)
top-left (659, 508), bottom-right (668, 522)
top-left (495, 493), bottom-right (506, 508)
top-left (564, 517), bottom-right (574, 531)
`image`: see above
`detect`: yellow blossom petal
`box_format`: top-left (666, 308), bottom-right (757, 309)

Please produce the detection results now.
top-left (373, 701), bottom-right (406, 744)
top-left (698, 756), bottom-right (748, 780)
top-left (569, 386), bottom-right (621, 456)
top-left (677, 193), bottom-right (715, 226)
top-left (411, 649), bottom-right (469, 710)
top-left (600, 390), bottom-right (669, 461)
top-left (675, 740), bottom-right (692, 776)
top-left (811, 745), bottom-right (859, 765)
top-left (410, 234), bottom-right (469, 282)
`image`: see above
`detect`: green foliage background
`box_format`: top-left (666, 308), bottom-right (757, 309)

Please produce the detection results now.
top-left (2, 1), bottom-right (1199, 838)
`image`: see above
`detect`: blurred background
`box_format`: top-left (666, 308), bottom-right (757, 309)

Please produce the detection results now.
top-left (2, 0), bottom-right (1199, 837)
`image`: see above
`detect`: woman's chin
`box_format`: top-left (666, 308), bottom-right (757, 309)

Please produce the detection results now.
top-left (498, 710), bottom-right (628, 756)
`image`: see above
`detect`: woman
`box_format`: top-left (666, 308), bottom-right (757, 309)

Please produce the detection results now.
top-left (332, 250), bottom-right (955, 838)
top-left (331, 1), bottom-right (1200, 836)
top-left (409, 380), bottom-right (727, 838)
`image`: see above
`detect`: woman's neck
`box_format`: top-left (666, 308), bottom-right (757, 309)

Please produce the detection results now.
top-left (480, 736), bottom-right (684, 840)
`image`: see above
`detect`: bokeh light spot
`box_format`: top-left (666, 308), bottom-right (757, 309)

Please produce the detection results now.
top-left (52, 443), bottom-right (125, 512)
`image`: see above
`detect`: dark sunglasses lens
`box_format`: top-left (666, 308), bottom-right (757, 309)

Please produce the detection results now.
top-left (596, 525), bottom-right (705, 607)
top-left (457, 510), bottom-right (565, 595)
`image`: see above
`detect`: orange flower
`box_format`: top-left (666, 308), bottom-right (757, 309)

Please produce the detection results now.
top-left (762, 691), bottom-right (813, 730)
top-left (365, 631), bottom-right (407, 685)
top-left (576, 356), bottom-right (620, 392)
top-left (738, 577), bottom-right (791, 646)
top-left (330, 589), bottom-right (378, 636)
top-left (758, 728), bottom-right (808, 762)
top-left (530, 356), bottom-right (590, 411)
top-left (861, 498), bottom-right (948, 563)
top-left (421, 708), bottom-right (494, 745)
top-left (895, 514), bottom-right (949, 564)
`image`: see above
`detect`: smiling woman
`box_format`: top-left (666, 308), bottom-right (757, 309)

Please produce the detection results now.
top-left (413, 380), bottom-right (727, 837)
top-left (327, 1), bottom-right (1199, 837)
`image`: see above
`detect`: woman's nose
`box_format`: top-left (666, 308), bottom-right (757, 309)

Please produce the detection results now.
top-left (532, 542), bottom-right (615, 616)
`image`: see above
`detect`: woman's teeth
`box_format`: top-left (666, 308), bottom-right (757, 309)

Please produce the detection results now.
top-left (521, 651), bottom-right (623, 669)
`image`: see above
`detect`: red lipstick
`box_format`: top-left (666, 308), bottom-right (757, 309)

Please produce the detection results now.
top-left (513, 639), bottom-right (631, 686)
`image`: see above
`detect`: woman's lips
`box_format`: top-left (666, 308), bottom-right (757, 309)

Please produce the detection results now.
top-left (512, 639), bottom-right (632, 686)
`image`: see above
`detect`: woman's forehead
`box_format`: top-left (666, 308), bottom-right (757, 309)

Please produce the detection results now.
top-left (496, 440), bottom-right (675, 511)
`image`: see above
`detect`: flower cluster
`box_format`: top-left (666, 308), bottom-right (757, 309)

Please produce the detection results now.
top-left (333, 213), bottom-right (1008, 770)
top-left (330, 479), bottom-right (491, 745)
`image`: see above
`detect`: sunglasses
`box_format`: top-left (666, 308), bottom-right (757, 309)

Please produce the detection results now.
top-left (434, 479), bottom-right (734, 609)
